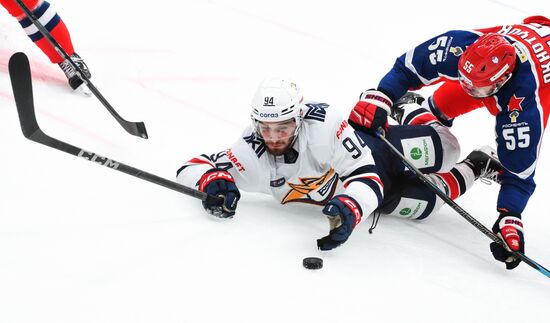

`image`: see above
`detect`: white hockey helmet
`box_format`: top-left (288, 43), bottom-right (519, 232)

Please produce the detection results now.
top-left (250, 77), bottom-right (304, 137)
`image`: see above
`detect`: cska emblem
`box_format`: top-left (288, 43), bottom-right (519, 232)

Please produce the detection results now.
top-left (507, 94), bottom-right (524, 123)
top-left (507, 94), bottom-right (524, 112)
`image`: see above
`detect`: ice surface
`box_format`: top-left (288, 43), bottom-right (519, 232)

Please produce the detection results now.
top-left (1, 1), bottom-right (549, 322)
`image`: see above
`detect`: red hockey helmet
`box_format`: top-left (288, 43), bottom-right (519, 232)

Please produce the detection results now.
top-left (458, 33), bottom-right (516, 98)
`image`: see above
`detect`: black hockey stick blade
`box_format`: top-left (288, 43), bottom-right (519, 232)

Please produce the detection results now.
top-left (13, 0), bottom-right (148, 140)
top-left (9, 52), bottom-right (41, 139)
top-left (9, 52), bottom-right (221, 205)
top-left (375, 128), bottom-right (550, 279)
top-left (82, 80), bottom-right (149, 139)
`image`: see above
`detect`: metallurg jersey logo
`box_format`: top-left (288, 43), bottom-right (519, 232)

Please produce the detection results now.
top-left (281, 168), bottom-right (339, 205)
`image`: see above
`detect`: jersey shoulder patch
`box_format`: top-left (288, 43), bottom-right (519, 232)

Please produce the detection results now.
top-left (303, 102), bottom-right (329, 122)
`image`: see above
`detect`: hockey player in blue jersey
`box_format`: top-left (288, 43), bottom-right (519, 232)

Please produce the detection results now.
top-left (176, 78), bottom-right (502, 252)
top-left (349, 16), bottom-right (550, 270)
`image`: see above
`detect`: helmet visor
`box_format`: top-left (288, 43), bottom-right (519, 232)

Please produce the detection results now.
top-left (254, 119), bottom-right (298, 141)
top-left (458, 71), bottom-right (512, 98)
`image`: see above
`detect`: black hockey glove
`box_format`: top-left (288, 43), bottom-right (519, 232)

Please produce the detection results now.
top-left (348, 89), bottom-right (392, 134)
top-left (317, 195), bottom-right (362, 251)
top-left (199, 168), bottom-right (240, 218)
top-left (489, 212), bottom-right (524, 270)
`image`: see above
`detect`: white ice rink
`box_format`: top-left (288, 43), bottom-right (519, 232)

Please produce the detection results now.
top-left (1, 1), bottom-right (549, 322)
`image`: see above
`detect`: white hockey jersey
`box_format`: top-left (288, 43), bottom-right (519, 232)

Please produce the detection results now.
top-left (176, 102), bottom-right (384, 221)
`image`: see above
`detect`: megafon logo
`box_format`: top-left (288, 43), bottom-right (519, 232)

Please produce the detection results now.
top-left (410, 147), bottom-right (422, 160)
top-left (260, 112), bottom-right (278, 118)
top-left (78, 150), bottom-right (120, 169)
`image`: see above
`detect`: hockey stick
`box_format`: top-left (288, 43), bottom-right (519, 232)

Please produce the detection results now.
top-left (376, 129), bottom-right (550, 278)
top-left (14, 0), bottom-right (148, 139)
top-left (9, 52), bottom-right (221, 206)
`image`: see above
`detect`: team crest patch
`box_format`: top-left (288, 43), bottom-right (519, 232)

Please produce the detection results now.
top-left (507, 94), bottom-right (524, 122)
top-left (281, 168), bottom-right (338, 205)
top-left (303, 103), bottom-right (329, 122)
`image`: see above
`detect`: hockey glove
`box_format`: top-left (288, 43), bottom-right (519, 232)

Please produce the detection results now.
top-left (199, 168), bottom-right (241, 218)
top-left (317, 195), bottom-right (362, 251)
top-left (489, 212), bottom-right (524, 270)
top-left (348, 89), bottom-right (392, 134)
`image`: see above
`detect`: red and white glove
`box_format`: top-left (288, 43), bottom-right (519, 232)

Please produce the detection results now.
top-left (348, 89), bottom-right (393, 133)
top-left (490, 212), bottom-right (524, 270)
top-left (199, 168), bottom-right (240, 218)
top-left (317, 195), bottom-right (363, 250)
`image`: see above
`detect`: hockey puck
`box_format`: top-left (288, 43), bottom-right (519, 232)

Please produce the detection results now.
top-left (303, 257), bottom-right (323, 270)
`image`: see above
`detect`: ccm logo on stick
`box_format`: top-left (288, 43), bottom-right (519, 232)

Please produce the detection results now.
top-left (78, 150), bottom-right (120, 169)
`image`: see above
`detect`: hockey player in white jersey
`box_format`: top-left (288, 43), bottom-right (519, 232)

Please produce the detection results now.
top-left (176, 78), bottom-right (502, 250)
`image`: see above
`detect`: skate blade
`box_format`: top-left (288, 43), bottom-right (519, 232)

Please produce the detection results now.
top-left (74, 83), bottom-right (92, 96)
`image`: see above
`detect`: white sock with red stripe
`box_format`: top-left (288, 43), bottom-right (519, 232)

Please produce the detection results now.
top-left (399, 103), bottom-right (440, 126)
top-left (429, 162), bottom-right (476, 200)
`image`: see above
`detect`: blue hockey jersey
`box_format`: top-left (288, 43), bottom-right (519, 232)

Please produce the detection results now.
top-left (376, 16), bottom-right (550, 214)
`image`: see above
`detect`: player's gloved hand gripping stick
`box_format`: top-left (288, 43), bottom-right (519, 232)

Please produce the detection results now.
top-left (375, 127), bottom-right (550, 279)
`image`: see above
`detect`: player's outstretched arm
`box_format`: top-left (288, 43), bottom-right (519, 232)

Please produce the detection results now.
top-left (317, 195), bottom-right (362, 250)
top-left (198, 168), bottom-right (241, 218)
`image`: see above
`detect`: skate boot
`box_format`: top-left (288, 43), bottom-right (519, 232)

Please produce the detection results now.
top-left (390, 92), bottom-right (439, 125)
top-left (462, 145), bottom-right (503, 184)
top-left (390, 92), bottom-right (426, 125)
top-left (58, 53), bottom-right (91, 90)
